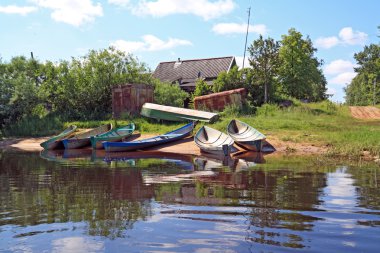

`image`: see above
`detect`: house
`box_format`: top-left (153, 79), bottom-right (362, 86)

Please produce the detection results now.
top-left (152, 56), bottom-right (237, 93)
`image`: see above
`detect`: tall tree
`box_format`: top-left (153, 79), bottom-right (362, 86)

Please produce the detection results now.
top-left (278, 28), bottom-right (327, 101)
top-left (248, 35), bottom-right (280, 103)
top-left (345, 43), bottom-right (380, 105)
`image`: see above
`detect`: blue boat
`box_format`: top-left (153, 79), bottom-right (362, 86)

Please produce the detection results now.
top-left (103, 122), bottom-right (195, 152)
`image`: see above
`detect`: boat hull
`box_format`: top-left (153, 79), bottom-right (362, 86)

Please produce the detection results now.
top-left (41, 140), bottom-right (64, 150)
top-left (235, 139), bottom-right (264, 152)
top-left (194, 126), bottom-right (235, 156)
top-left (227, 119), bottom-right (266, 152)
top-left (40, 125), bottom-right (77, 150)
top-left (141, 103), bottom-right (218, 123)
top-left (104, 122), bottom-right (194, 152)
top-left (63, 138), bottom-right (91, 149)
top-left (63, 124), bottom-right (112, 149)
top-left (90, 123), bottom-right (135, 149)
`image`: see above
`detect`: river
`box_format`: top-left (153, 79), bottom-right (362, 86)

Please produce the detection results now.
top-left (0, 150), bottom-right (379, 252)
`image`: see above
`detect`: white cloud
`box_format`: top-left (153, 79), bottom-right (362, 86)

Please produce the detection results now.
top-left (324, 60), bottom-right (356, 75)
top-left (329, 72), bottom-right (357, 86)
top-left (315, 36), bottom-right (339, 49)
top-left (0, 5), bottom-right (37, 15)
top-left (315, 27), bottom-right (368, 49)
top-left (111, 35), bottom-right (192, 53)
top-left (108, 0), bottom-right (130, 7)
top-left (327, 87), bottom-right (337, 95)
top-left (116, 0), bottom-right (235, 20)
top-left (338, 27), bottom-right (368, 45)
top-left (52, 237), bottom-right (104, 253)
top-left (212, 23), bottom-right (267, 35)
top-left (31, 0), bottom-right (103, 27)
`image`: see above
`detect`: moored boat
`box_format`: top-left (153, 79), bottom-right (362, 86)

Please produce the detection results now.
top-left (141, 103), bottom-right (219, 123)
top-left (103, 122), bottom-right (195, 152)
top-left (194, 126), bottom-right (235, 156)
top-left (40, 125), bottom-right (77, 150)
top-left (90, 123), bottom-right (135, 149)
top-left (62, 124), bottom-right (112, 149)
top-left (227, 119), bottom-right (266, 151)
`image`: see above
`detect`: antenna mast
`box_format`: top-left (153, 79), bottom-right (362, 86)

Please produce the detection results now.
top-left (242, 7), bottom-right (251, 69)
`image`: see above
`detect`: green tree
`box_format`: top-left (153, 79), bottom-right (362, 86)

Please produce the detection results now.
top-left (0, 47), bottom-right (158, 131)
top-left (345, 43), bottom-right (380, 105)
top-left (278, 28), bottom-right (327, 101)
top-left (0, 56), bottom-right (42, 127)
top-left (248, 35), bottom-right (280, 103)
top-left (153, 80), bottom-right (188, 107)
top-left (193, 78), bottom-right (212, 97)
top-left (212, 66), bottom-right (242, 93)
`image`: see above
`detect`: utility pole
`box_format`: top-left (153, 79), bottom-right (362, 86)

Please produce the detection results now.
top-left (242, 7), bottom-right (251, 69)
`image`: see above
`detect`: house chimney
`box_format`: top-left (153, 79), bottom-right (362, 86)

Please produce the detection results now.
top-left (174, 58), bottom-right (182, 68)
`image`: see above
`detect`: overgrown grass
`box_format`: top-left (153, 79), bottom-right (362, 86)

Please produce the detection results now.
top-left (3, 101), bottom-right (380, 159)
top-left (3, 115), bottom-right (65, 137)
top-left (209, 101), bottom-right (380, 158)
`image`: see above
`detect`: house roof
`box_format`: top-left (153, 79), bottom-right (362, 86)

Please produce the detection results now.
top-left (152, 56), bottom-right (236, 84)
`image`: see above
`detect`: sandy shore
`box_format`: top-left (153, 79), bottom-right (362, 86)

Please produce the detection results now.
top-left (0, 134), bottom-right (327, 156)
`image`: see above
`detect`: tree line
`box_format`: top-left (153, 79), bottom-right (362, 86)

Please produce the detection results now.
top-left (1, 28), bottom-right (330, 132)
top-left (0, 47), bottom-right (187, 130)
top-left (345, 26), bottom-right (380, 105)
top-left (194, 28), bottom-right (328, 105)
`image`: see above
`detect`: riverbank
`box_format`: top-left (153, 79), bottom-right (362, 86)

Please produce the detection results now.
top-left (1, 102), bottom-right (379, 161)
top-left (0, 134), bottom-right (328, 156)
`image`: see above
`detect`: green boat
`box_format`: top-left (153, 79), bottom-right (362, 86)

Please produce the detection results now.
top-left (90, 123), bottom-right (135, 149)
top-left (40, 125), bottom-right (77, 150)
top-left (62, 123), bottom-right (112, 149)
top-left (141, 103), bottom-right (219, 123)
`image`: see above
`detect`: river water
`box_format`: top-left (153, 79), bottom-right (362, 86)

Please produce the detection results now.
top-left (0, 150), bottom-right (379, 252)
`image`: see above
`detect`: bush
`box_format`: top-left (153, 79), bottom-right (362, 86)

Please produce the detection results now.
top-left (153, 81), bottom-right (188, 107)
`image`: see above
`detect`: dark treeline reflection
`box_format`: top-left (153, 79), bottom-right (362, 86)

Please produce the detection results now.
top-left (0, 151), bottom-right (154, 238)
top-left (1, 150), bottom-right (380, 249)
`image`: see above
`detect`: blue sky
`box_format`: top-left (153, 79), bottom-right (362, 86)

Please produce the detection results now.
top-left (1, 0), bottom-right (379, 102)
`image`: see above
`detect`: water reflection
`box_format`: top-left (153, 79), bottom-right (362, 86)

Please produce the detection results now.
top-left (1, 150), bottom-right (380, 253)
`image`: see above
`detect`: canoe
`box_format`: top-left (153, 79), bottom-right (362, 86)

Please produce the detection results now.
top-left (227, 119), bottom-right (266, 151)
top-left (194, 126), bottom-right (235, 156)
top-left (141, 103), bottom-right (219, 123)
top-left (103, 122), bottom-right (195, 152)
top-left (62, 123), bottom-right (112, 149)
top-left (90, 123), bottom-right (135, 149)
top-left (40, 125), bottom-right (77, 150)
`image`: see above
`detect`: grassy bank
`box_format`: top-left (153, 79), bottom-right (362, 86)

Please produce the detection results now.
top-left (2, 101), bottom-right (380, 159)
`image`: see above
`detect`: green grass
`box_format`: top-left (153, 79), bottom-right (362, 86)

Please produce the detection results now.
top-left (208, 101), bottom-right (380, 158)
top-left (3, 101), bottom-right (380, 160)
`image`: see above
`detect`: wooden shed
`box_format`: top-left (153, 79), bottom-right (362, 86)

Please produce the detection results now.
top-left (112, 84), bottom-right (154, 118)
top-left (194, 88), bottom-right (247, 112)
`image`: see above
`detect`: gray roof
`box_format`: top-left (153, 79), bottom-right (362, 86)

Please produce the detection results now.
top-left (152, 56), bottom-right (236, 84)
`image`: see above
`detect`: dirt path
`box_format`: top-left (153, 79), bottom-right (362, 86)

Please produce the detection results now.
top-left (349, 106), bottom-right (380, 119)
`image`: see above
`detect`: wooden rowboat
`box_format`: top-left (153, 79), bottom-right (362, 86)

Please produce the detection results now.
top-left (90, 123), bottom-right (135, 149)
top-left (227, 119), bottom-right (266, 151)
top-left (141, 103), bottom-right (219, 123)
top-left (40, 125), bottom-right (77, 150)
top-left (62, 124), bottom-right (112, 149)
top-left (194, 126), bottom-right (235, 156)
top-left (103, 122), bottom-right (195, 152)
